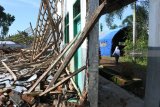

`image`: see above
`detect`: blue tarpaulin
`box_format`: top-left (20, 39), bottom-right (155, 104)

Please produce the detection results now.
top-left (99, 28), bottom-right (123, 56)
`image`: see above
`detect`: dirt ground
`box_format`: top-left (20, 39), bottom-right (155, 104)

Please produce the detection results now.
top-left (100, 57), bottom-right (146, 81)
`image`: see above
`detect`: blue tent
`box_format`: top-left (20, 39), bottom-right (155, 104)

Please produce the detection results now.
top-left (99, 27), bottom-right (125, 56)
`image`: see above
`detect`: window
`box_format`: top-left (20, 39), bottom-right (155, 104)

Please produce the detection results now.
top-left (64, 13), bottom-right (69, 43)
top-left (73, 0), bottom-right (80, 18)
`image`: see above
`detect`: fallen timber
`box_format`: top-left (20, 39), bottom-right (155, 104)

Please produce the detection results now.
top-left (27, 33), bottom-right (80, 93)
top-left (39, 66), bottom-right (86, 96)
top-left (0, 0), bottom-right (136, 106)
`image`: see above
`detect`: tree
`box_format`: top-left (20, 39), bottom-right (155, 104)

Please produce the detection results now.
top-left (105, 0), bottom-right (149, 29)
top-left (122, 2), bottom-right (149, 64)
top-left (122, 15), bottom-right (133, 27)
top-left (110, 24), bottom-right (118, 29)
top-left (100, 23), bottom-right (103, 32)
top-left (0, 5), bottom-right (15, 39)
top-left (5, 31), bottom-right (34, 46)
top-left (122, 3), bottom-right (149, 41)
top-left (105, 7), bottom-right (127, 29)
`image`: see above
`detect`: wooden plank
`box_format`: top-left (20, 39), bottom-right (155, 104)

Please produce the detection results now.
top-left (32, 42), bottom-right (54, 61)
top-left (1, 61), bottom-right (17, 81)
top-left (65, 68), bottom-right (82, 97)
top-left (31, 1), bottom-right (43, 60)
top-left (39, 66), bottom-right (86, 96)
top-left (30, 22), bottom-right (35, 36)
top-left (37, 23), bottom-right (50, 54)
top-left (46, 1), bottom-right (106, 89)
top-left (20, 49), bottom-right (28, 59)
top-left (34, 7), bottom-right (48, 55)
top-left (42, 0), bottom-right (57, 51)
top-left (27, 34), bottom-right (79, 93)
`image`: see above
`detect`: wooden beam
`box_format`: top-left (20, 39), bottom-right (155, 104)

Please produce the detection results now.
top-left (65, 68), bottom-right (82, 97)
top-left (20, 49), bottom-right (28, 59)
top-left (32, 42), bottom-right (54, 61)
top-left (42, 0), bottom-right (57, 50)
top-left (1, 61), bottom-right (17, 81)
top-left (30, 22), bottom-right (35, 36)
top-left (39, 66), bottom-right (86, 96)
top-left (31, 1), bottom-right (43, 60)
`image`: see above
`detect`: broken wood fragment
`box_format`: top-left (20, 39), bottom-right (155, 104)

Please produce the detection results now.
top-left (39, 66), bottom-right (86, 96)
top-left (1, 61), bottom-right (17, 81)
top-left (65, 68), bottom-right (82, 97)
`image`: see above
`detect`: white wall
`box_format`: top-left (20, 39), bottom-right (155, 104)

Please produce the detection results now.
top-left (63, 0), bottom-right (87, 92)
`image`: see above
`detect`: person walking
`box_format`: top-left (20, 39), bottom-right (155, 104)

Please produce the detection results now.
top-left (112, 46), bottom-right (120, 64)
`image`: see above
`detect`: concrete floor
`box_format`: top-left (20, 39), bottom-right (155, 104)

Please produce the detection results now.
top-left (98, 76), bottom-right (144, 107)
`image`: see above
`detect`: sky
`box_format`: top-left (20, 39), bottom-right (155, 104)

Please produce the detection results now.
top-left (0, 0), bottom-right (132, 35)
top-left (0, 0), bottom-right (41, 35)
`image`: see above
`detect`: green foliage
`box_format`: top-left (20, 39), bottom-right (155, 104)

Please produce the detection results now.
top-left (123, 2), bottom-right (148, 66)
top-left (123, 36), bottom-right (148, 66)
top-left (5, 31), bottom-right (34, 46)
top-left (105, 6), bottom-right (128, 28)
top-left (100, 23), bottom-right (103, 32)
top-left (110, 24), bottom-right (118, 29)
top-left (122, 15), bottom-right (133, 27)
top-left (105, 0), bottom-right (149, 29)
top-left (0, 5), bottom-right (15, 37)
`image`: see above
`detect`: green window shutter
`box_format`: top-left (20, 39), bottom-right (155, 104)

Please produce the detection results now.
top-left (73, 0), bottom-right (80, 18)
top-left (64, 13), bottom-right (69, 43)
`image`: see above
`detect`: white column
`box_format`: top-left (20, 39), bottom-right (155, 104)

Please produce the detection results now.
top-left (68, 0), bottom-right (75, 71)
top-left (144, 0), bottom-right (160, 107)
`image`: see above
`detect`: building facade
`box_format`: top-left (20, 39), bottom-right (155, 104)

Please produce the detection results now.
top-left (63, 0), bottom-right (87, 93)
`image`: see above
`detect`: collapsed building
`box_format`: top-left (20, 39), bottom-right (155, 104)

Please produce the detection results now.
top-left (0, 0), bottom-right (135, 106)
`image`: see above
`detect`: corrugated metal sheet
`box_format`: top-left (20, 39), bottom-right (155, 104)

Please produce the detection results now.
top-left (0, 41), bottom-right (22, 48)
top-left (0, 41), bottom-right (16, 44)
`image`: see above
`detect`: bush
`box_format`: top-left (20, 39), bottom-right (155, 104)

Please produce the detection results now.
top-left (123, 37), bottom-right (147, 66)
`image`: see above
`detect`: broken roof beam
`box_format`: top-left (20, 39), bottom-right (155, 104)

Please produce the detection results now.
top-left (101, 0), bottom-right (136, 14)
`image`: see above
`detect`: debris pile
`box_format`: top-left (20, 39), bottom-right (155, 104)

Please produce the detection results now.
top-left (0, 31), bottom-right (87, 106)
top-left (0, 45), bottom-right (88, 106)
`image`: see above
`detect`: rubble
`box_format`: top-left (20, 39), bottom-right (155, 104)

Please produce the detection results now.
top-left (0, 40), bottom-right (87, 107)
